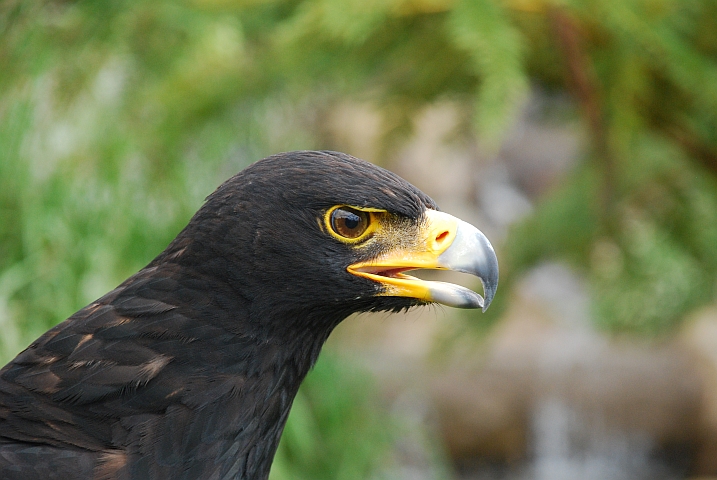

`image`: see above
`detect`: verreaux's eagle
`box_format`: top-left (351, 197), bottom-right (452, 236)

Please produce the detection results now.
top-left (0, 151), bottom-right (498, 479)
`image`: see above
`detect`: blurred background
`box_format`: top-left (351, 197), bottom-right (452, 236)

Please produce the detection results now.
top-left (1, 0), bottom-right (717, 478)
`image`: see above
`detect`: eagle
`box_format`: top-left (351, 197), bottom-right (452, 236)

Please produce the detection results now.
top-left (0, 151), bottom-right (498, 479)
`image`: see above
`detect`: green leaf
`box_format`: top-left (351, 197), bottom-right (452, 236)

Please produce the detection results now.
top-left (447, 0), bottom-right (529, 150)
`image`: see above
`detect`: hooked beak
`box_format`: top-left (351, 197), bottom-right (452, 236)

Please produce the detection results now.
top-left (348, 210), bottom-right (498, 311)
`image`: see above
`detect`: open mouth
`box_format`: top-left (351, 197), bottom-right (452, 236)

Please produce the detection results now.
top-left (354, 266), bottom-right (417, 278)
top-left (350, 262), bottom-right (489, 309)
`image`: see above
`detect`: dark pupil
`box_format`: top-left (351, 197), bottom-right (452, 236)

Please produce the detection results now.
top-left (344, 213), bottom-right (360, 230)
top-left (332, 208), bottom-right (368, 239)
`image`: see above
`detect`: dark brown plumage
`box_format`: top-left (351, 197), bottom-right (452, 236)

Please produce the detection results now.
top-left (0, 151), bottom-right (497, 479)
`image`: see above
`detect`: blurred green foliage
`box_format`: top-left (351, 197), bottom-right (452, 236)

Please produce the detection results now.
top-left (1, 0), bottom-right (717, 476)
top-left (506, 136), bottom-right (717, 333)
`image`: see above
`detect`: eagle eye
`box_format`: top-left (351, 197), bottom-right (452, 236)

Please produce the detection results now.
top-left (330, 207), bottom-right (370, 239)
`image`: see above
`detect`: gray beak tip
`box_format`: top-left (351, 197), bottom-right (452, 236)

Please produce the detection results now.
top-left (479, 248), bottom-right (499, 312)
top-left (481, 279), bottom-right (497, 312)
top-left (436, 216), bottom-right (499, 312)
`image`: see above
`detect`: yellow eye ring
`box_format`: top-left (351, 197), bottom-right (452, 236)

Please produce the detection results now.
top-left (324, 206), bottom-right (379, 243)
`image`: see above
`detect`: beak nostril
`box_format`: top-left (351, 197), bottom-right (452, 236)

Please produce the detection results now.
top-left (435, 230), bottom-right (449, 244)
